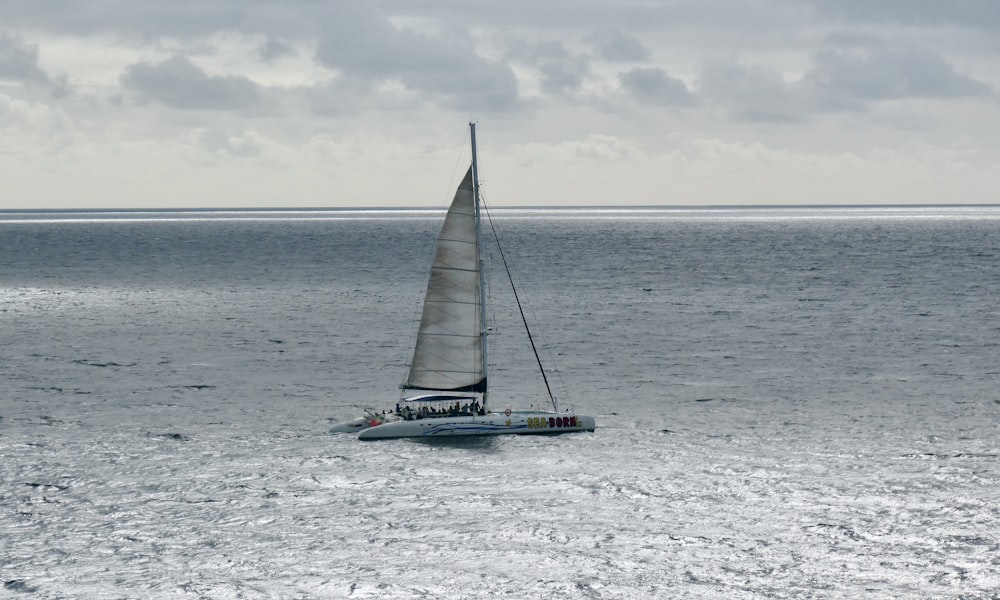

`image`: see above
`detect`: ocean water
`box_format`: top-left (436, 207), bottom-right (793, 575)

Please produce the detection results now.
top-left (2, 206), bottom-right (999, 599)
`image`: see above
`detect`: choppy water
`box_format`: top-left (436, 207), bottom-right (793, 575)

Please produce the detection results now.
top-left (2, 207), bottom-right (999, 599)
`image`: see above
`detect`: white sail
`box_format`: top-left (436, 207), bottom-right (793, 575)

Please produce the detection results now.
top-left (404, 167), bottom-right (485, 393)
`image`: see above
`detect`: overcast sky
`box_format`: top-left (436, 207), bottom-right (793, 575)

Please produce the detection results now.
top-left (1, 1), bottom-right (998, 209)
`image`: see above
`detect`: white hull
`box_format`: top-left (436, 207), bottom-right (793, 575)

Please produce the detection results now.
top-left (358, 411), bottom-right (596, 440)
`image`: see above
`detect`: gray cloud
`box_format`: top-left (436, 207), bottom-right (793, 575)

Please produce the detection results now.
top-left (585, 29), bottom-right (649, 62)
top-left (699, 62), bottom-right (805, 122)
top-left (0, 2), bottom-right (254, 37)
top-left (619, 67), bottom-right (696, 107)
top-left (0, 1), bottom-right (787, 39)
top-left (307, 75), bottom-right (388, 117)
top-left (313, 4), bottom-right (518, 111)
top-left (121, 55), bottom-right (261, 110)
top-left (698, 35), bottom-right (993, 123)
top-left (0, 31), bottom-right (52, 84)
top-left (538, 63), bottom-right (585, 95)
top-left (2, 1), bottom-right (996, 38)
top-left (258, 37), bottom-right (295, 63)
top-left (809, 0), bottom-right (1000, 30)
top-left (2, 2), bottom-right (992, 119)
top-left (805, 39), bottom-right (991, 107)
top-left (502, 38), bottom-right (591, 96)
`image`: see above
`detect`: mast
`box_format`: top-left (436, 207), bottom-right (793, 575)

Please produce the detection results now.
top-left (470, 122), bottom-right (489, 410)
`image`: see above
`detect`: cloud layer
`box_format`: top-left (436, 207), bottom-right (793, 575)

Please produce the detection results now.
top-left (1, 0), bottom-right (997, 207)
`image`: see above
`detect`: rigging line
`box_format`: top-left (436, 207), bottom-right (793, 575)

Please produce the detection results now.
top-left (480, 198), bottom-right (559, 413)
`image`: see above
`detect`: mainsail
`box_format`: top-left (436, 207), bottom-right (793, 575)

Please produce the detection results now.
top-left (403, 167), bottom-right (486, 393)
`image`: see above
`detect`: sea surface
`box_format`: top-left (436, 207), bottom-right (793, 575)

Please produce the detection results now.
top-left (2, 206), bottom-right (999, 599)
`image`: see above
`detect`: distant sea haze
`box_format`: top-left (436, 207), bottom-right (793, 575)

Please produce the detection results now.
top-left (2, 206), bottom-right (998, 597)
top-left (3, 203), bottom-right (1000, 223)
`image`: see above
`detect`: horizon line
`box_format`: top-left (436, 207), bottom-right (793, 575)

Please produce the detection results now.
top-left (3, 203), bottom-right (1000, 214)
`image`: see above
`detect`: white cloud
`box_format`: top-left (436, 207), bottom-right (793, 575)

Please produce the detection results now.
top-left (519, 134), bottom-right (643, 163)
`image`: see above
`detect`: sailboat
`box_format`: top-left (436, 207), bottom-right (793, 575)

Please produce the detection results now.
top-left (355, 123), bottom-right (595, 440)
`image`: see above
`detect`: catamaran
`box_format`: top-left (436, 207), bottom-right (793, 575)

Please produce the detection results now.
top-left (334, 123), bottom-right (595, 440)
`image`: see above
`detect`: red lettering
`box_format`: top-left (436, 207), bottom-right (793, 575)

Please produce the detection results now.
top-left (548, 417), bottom-right (555, 428)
